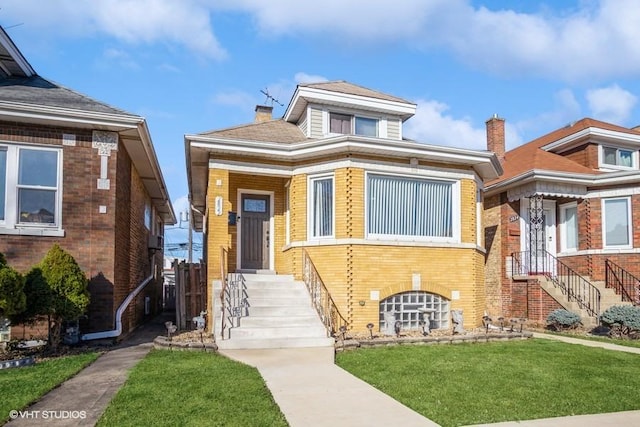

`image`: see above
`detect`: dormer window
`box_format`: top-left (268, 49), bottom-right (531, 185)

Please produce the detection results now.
top-left (329, 112), bottom-right (378, 137)
top-left (601, 146), bottom-right (635, 169)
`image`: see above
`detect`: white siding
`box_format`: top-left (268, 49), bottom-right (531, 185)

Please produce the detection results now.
top-left (309, 107), bottom-right (324, 138)
top-left (387, 118), bottom-right (401, 140)
top-left (298, 110), bottom-right (308, 136)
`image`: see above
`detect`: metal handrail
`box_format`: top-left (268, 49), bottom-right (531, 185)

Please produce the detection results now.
top-left (302, 249), bottom-right (348, 336)
top-left (512, 250), bottom-right (601, 317)
top-left (218, 247), bottom-right (247, 340)
top-left (605, 259), bottom-right (639, 304)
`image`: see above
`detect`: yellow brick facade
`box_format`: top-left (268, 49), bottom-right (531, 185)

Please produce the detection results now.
top-left (206, 163), bottom-right (487, 332)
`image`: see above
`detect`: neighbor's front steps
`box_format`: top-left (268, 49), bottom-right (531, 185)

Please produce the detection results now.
top-left (540, 277), bottom-right (633, 327)
top-left (216, 273), bottom-right (335, 350)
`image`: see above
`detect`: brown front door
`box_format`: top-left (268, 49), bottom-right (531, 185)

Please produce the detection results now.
top-left (240, 194), bottom-right (270, 270)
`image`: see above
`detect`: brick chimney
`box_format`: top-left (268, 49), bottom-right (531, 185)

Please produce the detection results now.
top-left (254, 105), bottom-right (273, 123)
top-left (486, 114), bottom-right (505, 163)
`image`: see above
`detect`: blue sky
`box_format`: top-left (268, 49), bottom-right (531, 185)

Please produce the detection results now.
top-left (2, 0), bottom-right (640, 259)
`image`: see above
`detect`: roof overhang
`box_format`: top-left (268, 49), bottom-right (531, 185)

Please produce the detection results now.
top-left (185, 134), bottom-right (502, 231)
top-left (0, 27), bottom-right (35, 77)
top-left (485, 168), bottom-right (640, 200)
top-left (542, 127), bottom-right (640, 154)
top-left (284, 85), bottom-right (417, 123)
top-left (0, 101), bottom-right (176, 224)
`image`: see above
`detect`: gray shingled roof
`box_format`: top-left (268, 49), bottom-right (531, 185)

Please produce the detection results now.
top-left (0, 75), bottom-right (133, 116)
top-left (198, 119), bottom-right (308, 144)
top-left (300, 81), bottom-right (414, 105)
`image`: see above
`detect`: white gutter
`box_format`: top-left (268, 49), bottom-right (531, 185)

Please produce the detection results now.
top-left (81, 274), bottom-right (154, 341)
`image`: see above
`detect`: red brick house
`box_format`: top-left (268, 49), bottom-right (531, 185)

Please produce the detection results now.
top-left (484, 116), bottom-right (639, 325)
top-left (0, 27), bottom-right (175, 338)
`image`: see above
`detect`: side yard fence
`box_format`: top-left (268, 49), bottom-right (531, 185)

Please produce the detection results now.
top-left (173, 260), bottom-right (208, 330)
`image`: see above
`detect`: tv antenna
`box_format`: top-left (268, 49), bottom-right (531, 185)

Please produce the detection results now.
top-left (260, 88), bottom-right (283, 107)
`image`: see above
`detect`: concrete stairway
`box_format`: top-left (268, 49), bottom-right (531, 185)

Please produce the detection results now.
top-left (540, 277), bottom-right (633, 327)
top-left (216, 273), bottom-right (335, 350)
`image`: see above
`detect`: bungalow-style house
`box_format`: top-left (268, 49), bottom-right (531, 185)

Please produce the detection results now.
top-left (185, 81), bottom-right (501, 346)
top-left (0, 27), bottom-right (175, 339)
top-left (484, 116), bottom-right (639, 326)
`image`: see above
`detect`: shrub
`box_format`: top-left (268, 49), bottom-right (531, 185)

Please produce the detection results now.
top-left (546, 309), bottom-right (581, 331)
top-left (601, 305), bottom-right (640, 338)
top-left (38, 245), bottom-right (90, 348)
top-left (0, 253), bottom-right (26, 320)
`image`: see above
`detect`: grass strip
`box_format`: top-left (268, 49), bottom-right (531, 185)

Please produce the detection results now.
top-left (0, 352), bottom-right (99, 423)
top-left (337, 339), bottom-right (640, 426)
top-left (98, 350), bottom-right (287, 427)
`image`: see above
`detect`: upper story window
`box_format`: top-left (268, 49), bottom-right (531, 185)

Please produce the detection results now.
top-left (0, 143), bottom-right (63, 235)
top-left (329, 112), bottom-right (378, 137)
top-left (600, 146), bottom-right (636, 169)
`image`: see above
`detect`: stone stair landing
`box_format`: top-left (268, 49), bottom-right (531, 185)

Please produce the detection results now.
top-left (216, 274), bottom-right (335, 350)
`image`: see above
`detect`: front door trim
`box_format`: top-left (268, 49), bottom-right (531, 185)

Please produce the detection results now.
top-left (237, 189), bottom-right (275, 271)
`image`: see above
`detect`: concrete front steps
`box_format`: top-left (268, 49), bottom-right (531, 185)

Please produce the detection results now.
top-left (540, 277), bottom-right (633, 327)
top-left (216, 273), bottom-right (335, 350)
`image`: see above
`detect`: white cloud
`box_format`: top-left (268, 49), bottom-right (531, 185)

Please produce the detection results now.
top-left (101, 48), bottom-right (140, 70)
top-left (2, 0), bottom-right (226, 60)
top-left (403, 99), bottom-right (487, 150)
top-left (294, 73), bottom-right (328, 84)
top-left (217, 0), bottom-right (640, 81)
top-left (586, 84), bottom-right (637, 124)
top-left (10, 1), bottom-right (640, 79)
top-left (212, 90), bottom-right (257, 109)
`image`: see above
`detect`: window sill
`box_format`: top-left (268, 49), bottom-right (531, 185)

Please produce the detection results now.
top-left (0, 227), bottom-right (65, 237)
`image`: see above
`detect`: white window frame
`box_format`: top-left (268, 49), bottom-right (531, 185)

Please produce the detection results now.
top-left (284, 181), bottom-right (291, 245)
top-left (0, 142), bottom-right (64, 236)
top-left (365, 171), bottom-right (460, 243)
top-left (326, 110), bottom-right (380, 137)
top-left (602, 197), bottom-right (632, 249)
top-left (559, 202), bottom-right (579, 253)
top-left (599, 145), bottom-right (637, 170)
top-left (307, 174), bottom-right (335, 240)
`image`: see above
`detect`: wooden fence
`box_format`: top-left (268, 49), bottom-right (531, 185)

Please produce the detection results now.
top-left (173, 261), bottom-right (208, 330)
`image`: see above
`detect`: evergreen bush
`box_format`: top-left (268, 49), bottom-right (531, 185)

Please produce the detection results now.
top-left (601, 305), bottom-right (640, 338)
top-left (546, 309), bottom-right (581, 331)
top-left (0, 253), bottom-right (26, 320)
top-left (38, 245), bottom-right (90, 347)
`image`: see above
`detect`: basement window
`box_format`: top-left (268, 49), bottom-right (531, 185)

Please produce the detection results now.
top-left (379, 291), bottom-right (450, 331)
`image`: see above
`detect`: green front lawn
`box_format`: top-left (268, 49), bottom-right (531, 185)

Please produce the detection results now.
top-left (98, 350), bottom-right (287, 427)
top-left (0, 352), bottom-right (99, 424)
top-left (337, 339), bottom-right (640, 426)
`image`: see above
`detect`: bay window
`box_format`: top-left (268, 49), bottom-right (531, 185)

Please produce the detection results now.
top-left (309, 175), bottom-right (334, 238)
top-left (0, 143), bottom-right (62, 233)
top-left (367, 173), bottom-right (457, 240)
top-left (603, 197), bottom-right (631, 248)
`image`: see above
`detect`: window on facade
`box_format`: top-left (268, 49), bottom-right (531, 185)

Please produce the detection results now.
top-left (285, 183), bottom-right (290, 245)
top-left (0, 144), bottom-right (61, 230)
top-left (144, 202), bottom-right (152, 230)
top-left (560, 204), bottom-right (578, 252)
top-left (367, 174), bottom-right (453, 239)
top-left (309, 175), bottom-right (333, 238)
top-left (329, 112), bottom-right (377, 137)
top-left (603, 146), bottom-right (634, 168)
top-left (603, 198), bottom-right (631, 247)
top-left (379, 291), bottom-right (450, 331)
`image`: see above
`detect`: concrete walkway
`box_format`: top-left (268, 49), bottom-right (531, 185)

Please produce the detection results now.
top-left (220, 347), bottom-right (439, 427)
top-left (6, 314), bottom-right (169, 427)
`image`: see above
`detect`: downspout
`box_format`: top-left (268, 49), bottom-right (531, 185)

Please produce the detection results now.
top-left (81, 274), bottom-right (154, 341)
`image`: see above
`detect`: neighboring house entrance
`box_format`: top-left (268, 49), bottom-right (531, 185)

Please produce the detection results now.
top-left (520, 197), bottom-right (556, 274)
top-left (240, 193), bottom-right (270, 270)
